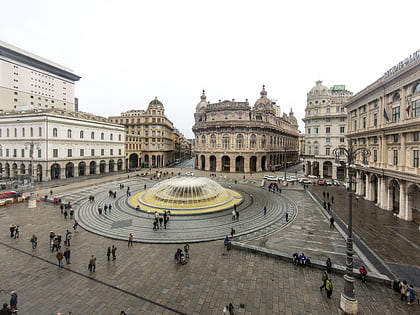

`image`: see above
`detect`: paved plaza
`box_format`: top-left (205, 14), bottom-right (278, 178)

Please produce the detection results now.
top-left (0, 170), bottom-right (418, 314)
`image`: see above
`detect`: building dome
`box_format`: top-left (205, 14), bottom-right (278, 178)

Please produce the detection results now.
top-left (253, 85), bottom-right (274, 111)
top-left (149, 97), bottom-right (163, 107)
top-left (307, 80), bottom-right (331, 104)
top-left (196, 90), bottom-right (208, 112)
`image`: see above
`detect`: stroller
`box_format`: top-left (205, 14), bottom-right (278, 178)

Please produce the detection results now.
top-left (174, 248), bottom-right (187, 265)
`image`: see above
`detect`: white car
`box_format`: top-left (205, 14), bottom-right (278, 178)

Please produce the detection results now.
top-left (263, 175), bottom-right (278, 181)
top-left (307, 175), bottom-right (317, 179)
top-left (185, 172), bottom-right (194, 176)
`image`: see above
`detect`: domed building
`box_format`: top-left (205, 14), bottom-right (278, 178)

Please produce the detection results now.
top-left (192, 86), bottom-right (299, 173)
top-left (302, 81), bottom-right (353, 178)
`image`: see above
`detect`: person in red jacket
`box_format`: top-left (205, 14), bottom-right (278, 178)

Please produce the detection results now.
top-left (359, 265), bottom-right (368, 283)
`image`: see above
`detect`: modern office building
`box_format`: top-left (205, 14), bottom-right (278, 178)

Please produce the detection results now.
top-left (108, 98), bottom-right (188, 169)
top-left (0, 109), bottom-right (125, 184)
top-left (192, 87), bottom-right (299, 173)
top-left (0, 40), bottom-right (81, 113)
top-left (302, 81), bottom-right (353, 179)
top-left (345, 49), bottom-right (420, 223)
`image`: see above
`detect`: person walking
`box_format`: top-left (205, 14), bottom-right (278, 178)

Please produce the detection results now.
top-left (228, 303), bottom-right (235, 315)
top-left (325, 278), bottom-right (333, 299)
top-left (320, 270), bottom-right (328, 291)
top-left (30, 234), bottom-right (38, 249)
top-left (326, 257), bottom-right (332, 273)
top-left (0, 302), bottom-right (11, 315)
top-left (111, 245), bottom-right (117, 261)
top-left (63, 209), bottom-right (68, 219)
top-left (56, 250), bottom-right (64, 268)
top-left (329, 217), bottom-right (335, 229)
top-left (285, 212), bottom-right (289, 222)
top-left (400, 280), bottom-right (408, 301)
top-left (65, 230), bottom-right (72, 246)
top-left (63, 247), bottom-right (71, 264)
top-left (128, 233), bottom-right (134, 247)
top-left (263, 206), bottom-right (267, 215)
top-left (107, 246), bottom-right (111, 261)
top-left (73, 220), bottom-right (79, 232)
top-left (9, 291), bottom-right (18, 312)
top-left (14, 226), bottom-right (20, 238)
top-left (9, 225), bottom-right (15, 238)
top-left (88, 255), bottom-right (96, 272)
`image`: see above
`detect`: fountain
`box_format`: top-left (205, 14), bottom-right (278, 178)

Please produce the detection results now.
top-left (129, 176), bottom-right (242, 214)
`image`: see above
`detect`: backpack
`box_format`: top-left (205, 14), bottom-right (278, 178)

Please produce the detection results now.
top-left (326, 279), bottom-right (333, 291)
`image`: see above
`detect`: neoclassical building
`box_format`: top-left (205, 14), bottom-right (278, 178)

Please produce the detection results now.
top-left (192, 87), bottom-right (299, 173)
top-left (0, 109), bottom-right (125, 183)
top-left (302, 81), bottom-right (353, 179)
top-left (109, 98), bottom-right (188, 169)
top-left (345, 50), bottom-right (420, 223)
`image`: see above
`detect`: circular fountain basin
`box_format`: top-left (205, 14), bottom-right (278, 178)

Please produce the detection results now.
top-left (129, 176), bottom-right (242, 214)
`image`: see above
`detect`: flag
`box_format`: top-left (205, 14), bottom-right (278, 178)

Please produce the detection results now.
top-left (406, 104), bottom-right (411, 116)
top-left (383, 108), bottom-right (390, 121)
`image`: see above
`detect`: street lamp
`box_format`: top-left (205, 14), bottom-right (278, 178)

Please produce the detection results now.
top-left (333, 145), bottom-right (370, 315)
top-left (24, 141), bottom-right (41, 204)
top-left (283, 147), bottom-right (287, 181)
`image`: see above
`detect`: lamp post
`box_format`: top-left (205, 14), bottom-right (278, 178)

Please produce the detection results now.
top-left (25, 141), bottom-right (40, 207)
top-left (283, 147), bottom-right (287, 181)
top-left (333, 145), bottom-right (370, 315)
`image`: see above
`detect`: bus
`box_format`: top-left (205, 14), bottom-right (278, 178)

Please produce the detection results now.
top-left (0, 191), bottom-right (24, 206)
top-left (270, 165), bottom-right (283, 172)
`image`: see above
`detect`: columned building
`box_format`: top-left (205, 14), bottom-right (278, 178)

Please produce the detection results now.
top-left (0, 109), bottom-right (125, 183)
top-left (0, 40), bottom-right (81, 113)
top-left (302, 81), bottom-right (353, 179)
top-left (109, 98), bottom-right (185, 169)
top-left (192, 87), bottom-right (299, 173)
top-left (345, 50), bottom-right (420, 223)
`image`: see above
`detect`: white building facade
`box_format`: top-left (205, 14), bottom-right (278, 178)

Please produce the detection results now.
top-left (0, 110), bottom-right (125, 184)
top-left (0, 40), bottom-right (81, 113)
top-left (346, 50), bottom-right (420, 223)
top-left (302, 81), bottom-right (353, 179)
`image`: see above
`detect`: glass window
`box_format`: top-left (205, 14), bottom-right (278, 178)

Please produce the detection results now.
top-left (80, 130), bottom-right (84, 138)
top-left (414, 131), bottom-right (420, 142)
top-left (67, 129), bottom-right (72, 138)
top-left (91, 132), bottom-right (95, 139)
top-left (39, 127), bottom-right (42, 136)
top-left (373, 150), bottom-right (377, 162)
top-left (414, 150), bottom-right (419, 168)
top-left (393, 134), bottom-right (399, 142)
top-left (80, 149), bottom-right (84, 157)
top-left (91, 149), bottom-right (95, 156)
top-left (325, 147), bottom-right (330, 155)
top-left (68, 149), bottom-right (72, 157)
top-left (53, 149), bottom-right (58, 158)
top-left (250, 134), bottom-right (256, 149)
top-left (101, 133), bottom-right (104, 140)
top-left (373, 113), bottom-right (378, 126)
top-left (326, 138), bottom-right (330, 143)
top-left (53, 128), bottom-right (58, 137)
top-left (340, 126), bottom-right (345, 133)
top-left (412, 100), bottom-right (420, 117)
top-left (326, 127), bottom-right (330, 134)
top-left (236, 134), bottom-right (244, 149)
top-left (37, 149), bottom-right (41, 158)
top-left (393, 150), bottom-right (398, 165)
top-left (392, 106), bottom-right (400, 122)
top-left (314, 128), bottom-right (318, 134)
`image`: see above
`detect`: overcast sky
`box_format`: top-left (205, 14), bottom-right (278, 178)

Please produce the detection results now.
top-left (1, 0), bottom-right (419, 138)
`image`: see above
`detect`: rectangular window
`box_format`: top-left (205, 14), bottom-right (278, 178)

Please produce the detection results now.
top-left (6, 148), bottom-right (9, 157)
top-left (80, 149), bottom-right (84, 157)
top-left (414, 131), bottom-right (420, 142)
top-left (340, 126), bottom-right (345, 133)
top-left (326, 138), bottom-right (330, 143)
top-left (101, 149), bottom-right (104, 156)
top-left (393, 134), bottom-right (399, 143)
top-left (412, 100), bottom-right (420, 117)
top-left (393, 150), bottom-right (398, 165)
top-left (373, 113), bottom-right (378, 126)
top-left (110, 149), bottom-right (113, 155)
top-left (38, 149), bottom-right (41, 158)
top-left (325, 147), bottom-right (330, 155)
top-left (373, 150), bottom-right (377, 162)
top-left (363, 117), bottom-right (366, 128)
top-left (91, 149), bottom-right (95, 156)
top-left (326, 127), bottom-right (330, 134)
top-left (314, 128), bottom-right (318, 134)
top-left (307, 128), bottom-right (311, 134)
top-left (119, 149), bottom-right (122, 155)
top-left (53, 149), bottom-right (58, 158)
top-left (414, 150), bottom-right (419, 168)
top-left (21, 149), bottom-right (25, 157)
top-left (392, 106), bottom-right (400, 122)
top-left (68, 149), bottom-right (72, 157)
top-left (340, 137), bottom-right (345, 143)
top-left (13, 149), bottom-right (17, 157)
top-left (340, 117), bottom-right (345, 122)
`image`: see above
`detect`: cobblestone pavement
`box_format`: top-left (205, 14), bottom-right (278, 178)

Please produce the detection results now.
top-left (0, 172), bottom-right (417, 314)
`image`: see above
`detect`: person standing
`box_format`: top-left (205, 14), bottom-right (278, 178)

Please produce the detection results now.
top-left (88, 255), bottom-right (96, 272)
top-left (56, 250), bottom-right (64, 268)
top-left (63, 247), bottom-right (71, 264)
top-left (326, 258), bottom-right (332, 273)
top-left (14, 226), bottom-right (20, 238)
top-left (9, 225), bottom-right (15, 238)
top-left (285, 212), bottom-right (289, 222)
top-left (65, 230), bottom-right (72, 246)
top-left (400, 280), bottom-right (408, 301)
top-left (107, 246), bottom-right (111, 261)
top-left (73, 220), bottom-right (79, 232)
top-left (319, 271), bottom-right (328, 291)
top-left (63, 209), bottom-right (68, 219)
top-left (325, 278), bottom-right (333, 299)
top-left (128, 233), bottom-right (134, 247)
top-left (329, 217), bottom-right (335, 229)
top-left (359, 266), bottom-right (368, 283)
top-left (228, 303), bottom-right (234, 315)
top-left (0, 303), bottom-right (11, 315)
top-left (9, 291), bottom-right (18, 312)
top-left (30, 234), bottom-right (38, 249)
top-left (184, 243), bottom-right (190, 259)
top-left (111, 245), bottom-right (117, 261)
top-left (263, 206), bottom-right (267, 215)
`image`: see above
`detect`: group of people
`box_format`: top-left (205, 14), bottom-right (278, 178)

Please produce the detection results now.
top-left (399, 280), bottom-right (418, 305)
top-left (222, 303), bottom-right (235, 314)
top-left (231, 205), bottom-right (239, 221)
top-left (292, 252), bottom-right (309, 267)
top-left (8, 225), bottom-right (19, 239)
top-left (0, 291), bottom-right (18, 314)
top-left (174, 244), bottom-right (190, 264)
top-left (152, 210), bottom-right (171, 230)
top-left (267, 182), bottom-right (282, 193)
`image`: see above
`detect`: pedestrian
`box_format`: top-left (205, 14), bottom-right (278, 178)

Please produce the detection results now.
top-left (104, 204), bottom-right (108, 214)
top-left (320, 270), bottom-right (328, 291)
top-left (49, 231), bottom-right (55, 247)
top-left (263, 206), bottom-right (267, 215)
top-left (323, 191), bottom-right (326, 199)
top-left (407, 285), bottom-right (417, 305)
top-left (64, 247), bottom-right (71, 264)
top-left (50, 190), bottom-right (53, 195)
top-left (235, 209), bottom-right (239, 220)
top-left (329, 217), bottom-right (335, 229)
top-left (98, 206), bottom-right (102, 215)
top-left (128, 233), bottom-right (134, 247)
top-left (60, 204), bottom-right (64, 214)
top-left (326, 257), bottom-right (332, 273)
top-left (0, 303), bottom-right (11, 314)
top-left (184, 243), bottom-right (190, 259)
top-left (73, 220), bottom-right (79, 232)
top-left (331, 196), bottom-right (334, 204)
top-left (285, 212), bottom-right (289, 222)
top-left (223, 305), bottom-right (229, 314)
top-left (88, 255), bottom-right (96, 272)
top-left (108, 204), bottom-right (112, 212)
top-left (327, 202), bottom-right (331, 211)
top-left (70, 209), bottom-right (74, 219)
top-left (112, 245), bottom-right (117, 260)
top-left (325, 278), bottom-right (333, 298)
top-left (9, 225), bottom-right (15, 238)
top-left (56, 250), bottom-right (64, 268)
top-left (359, 266), bottom-right (368, 283)
top-left (232, 209), bottom-right (236, 221)
top-left (326, 192), bottom-right (329, 199)
top-left (400, 280), bottom-right (408, 301)
top-left (228, 303), bottom-right (234, 315)
top-left (230, 227), bottom-right (236, 237)
top-left (107, 246), bottom-right (111, 261)
top-left (65, 230), bottom-right (72, 246)
top-left (30, 234), bottom-right (38, 249)
top-left (14, 225), bottom-right (20, 238)
top-left (9, 291), bottom-right (18, 312)
top-left (63, 210), bottom-right (68, 219)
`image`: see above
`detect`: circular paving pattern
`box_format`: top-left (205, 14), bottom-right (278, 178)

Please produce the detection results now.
top-left (75, 180), bottom-right (297, 243)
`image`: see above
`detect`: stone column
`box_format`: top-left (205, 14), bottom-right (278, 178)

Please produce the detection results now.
top-left (332, 164), bottom-right (337, 180)
top-left (398, 181), bottom-right (408, 220)
top-left (400, 133), bottom-right (406, 172)
top-left (365, 173), bottom-right (372, 201)
top-left (319, 160), bottom-right (324, 178)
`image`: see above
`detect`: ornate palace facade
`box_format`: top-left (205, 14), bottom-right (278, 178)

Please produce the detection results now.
top-left (192, 87), bottom-right (299, 173)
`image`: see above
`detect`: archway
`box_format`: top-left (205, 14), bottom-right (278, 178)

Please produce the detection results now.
top-left (99, 160), bottom-right (106, 174)
top-left (323, 161), bottom-right (333, 178)
top-left (209, 155), bottom-right (216, 171)
top-left (89, 161), bottom-right (96, 175)
top-left (371, 175), bottom-right (378, 203)
top-left (235, 156), bottom-right (244, 172)
top-left (200, 155), bottom-right (206, 170)
top-left (36, 164), bottom-right (42, 182)
top-left (117, 159), bottom-right (123, 171)
top-left (157, 156), bottom-right (161, 168)
top-left (152, 155), bottom-right (156, 168)
top-left (222, 156), bottom-right (230, 172)
top-left (407, 184), bottom-right (420, 224)
top-left (4, 163), bottom-right (10, 178)
top-left (143, 155), bottom-right (149, 168)
top-left (109, 160), bottom-right (115, 172)
top-left (65, 162), bottom-right (74, 178)
top-left (313, 162), bottom-right (320, 177)
top-left (261, 156), bottom-right (266, 171)
top-left (360, 172), bottom-right (367, 197)
top-left (51, 163), bottom-right (60, 180)
top-left (78, 162), bottom-right (86, 176)
top-left (250, 156), bottom-right (257, 173)
top-left (129, 153), bottom-right (139, 169)
top-left (389, 180), bottom-right (400, 214)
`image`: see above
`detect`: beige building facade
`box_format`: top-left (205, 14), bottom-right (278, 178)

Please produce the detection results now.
top-left (302, 81), bottom-right (353, 179)
top-left (0, 40), bottom-right (81, 113)
top-left (192, 87), bottom-right (299, 173)
top-left (345, 49), bottom-right (420, 223)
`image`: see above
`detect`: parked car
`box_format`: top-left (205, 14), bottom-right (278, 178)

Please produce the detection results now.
top-left (263, 175), bottom-right (278, 181)
top-left (185, 172), bottom-right (194, 176)
top-left (302, 179), bottom-right (312, 185)
top-left (318, 179), bottom-right (325, 185)
top-left (332, 180), bottom-right (341, 186)
top-left (308, 175), bottom-right (317, 179)
top-left (324, 180), bottom-right (332, 185)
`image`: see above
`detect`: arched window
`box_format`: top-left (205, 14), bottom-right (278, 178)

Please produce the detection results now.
top-left (22, 128), bottom-right (25, 137)
top-left (236, 134), bottom-right (244, 149)
top-left (91, 132), bottom-right (95, 139)
top-left (38, 127), bottom-right (42, 137)
top-left (414, 83), bottom-right (420, 93)
top-left (261, 135), bottom-right (266, 149)
top-left (110, 133), bottom-right (113, 141)
top-left (201, 135), bottom-right (206, 147)
top-left (67, 129), bottom-right (72, 138)
top-left (6, 128), bottom-right (10, 137)
top-left (250, 134), bottom-right (256, 149)
top-left (393, 92), bottom-right (401, 102)
top-left (210, 134), bottom-right (216, 148)
top-left (80, 130), bottom-right (84, 139)
top-left (222, 134), bottom-right (230, 149)
top-left (30, 127), bottom-right (33, 137)
top-left (101, 132), bottom-right (104, 140)
top-left (53, 128), bottom-right (58, 137)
